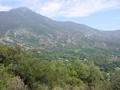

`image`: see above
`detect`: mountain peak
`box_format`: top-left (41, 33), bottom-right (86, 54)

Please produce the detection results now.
top-left (10, 7), bottom-right (33, 13)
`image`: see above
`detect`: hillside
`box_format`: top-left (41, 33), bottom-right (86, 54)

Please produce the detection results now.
top-left (0, 44), bottom-right (120, 90)
top-left (0, 7), bottom-right (120, 90)
top-left (0, 7), bottom-right (120, 58)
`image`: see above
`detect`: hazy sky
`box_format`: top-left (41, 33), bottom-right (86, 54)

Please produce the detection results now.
top-left (0, 0), bottom-right (120, 30)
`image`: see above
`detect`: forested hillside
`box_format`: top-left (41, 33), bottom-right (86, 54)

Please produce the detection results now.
top-left (0, 7), bottom-right (120, 70)
top-left (0, 45), bottom-right (120, 90)
top-left (0, 7), bottom-right (120, 90)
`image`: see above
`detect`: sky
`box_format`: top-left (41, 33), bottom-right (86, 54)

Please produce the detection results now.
top-left (0, 0), bottom-right (120, 31)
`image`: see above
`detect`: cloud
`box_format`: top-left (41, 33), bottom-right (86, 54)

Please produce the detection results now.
top-left (35, 0), bottom-right (120, 17)
top-left (40, 2), bottom-right (62, 16)
top-left (1, 0), bottom-right (120, 17)
top-left (0, 5), bottom-right (11, 11)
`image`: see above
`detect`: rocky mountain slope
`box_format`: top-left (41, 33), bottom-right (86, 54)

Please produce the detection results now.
top-left (0, 7), bottom-right (120, 52)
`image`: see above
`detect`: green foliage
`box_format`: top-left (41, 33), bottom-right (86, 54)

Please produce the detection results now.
top-left (0, 45), bottom-right (120, 90)
top-left (0, 64), bottom-right (27, 90)
top-left (0, 64), bottom-right (11, 90)
top-left (111, 68), bottom-right (120, 90)
top-left (87, 64), bottom-right (104, 90)
top-left (6, 76), bottom-right (27, 90)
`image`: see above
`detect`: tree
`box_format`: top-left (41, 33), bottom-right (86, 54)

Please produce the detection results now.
top-left (87, 64), bottom-right (104, 90)
top-left (111, 68), bottom-right (120, 90)
top-left (0, 64), bottom-right (27, 90)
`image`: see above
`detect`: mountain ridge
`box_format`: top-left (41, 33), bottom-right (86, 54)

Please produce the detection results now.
top-left (0, 7), bottom-right (120, 54)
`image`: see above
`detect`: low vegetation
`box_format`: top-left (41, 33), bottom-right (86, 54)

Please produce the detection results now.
top-left (0, 45), bottom-right (120, 90)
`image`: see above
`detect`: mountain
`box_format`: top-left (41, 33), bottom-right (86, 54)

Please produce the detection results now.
top-left (0, 7), bottom-right (120, 56)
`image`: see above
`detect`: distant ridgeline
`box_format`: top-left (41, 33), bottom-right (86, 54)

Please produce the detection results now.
top-left (0, 7), bottom-right (120, 59)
